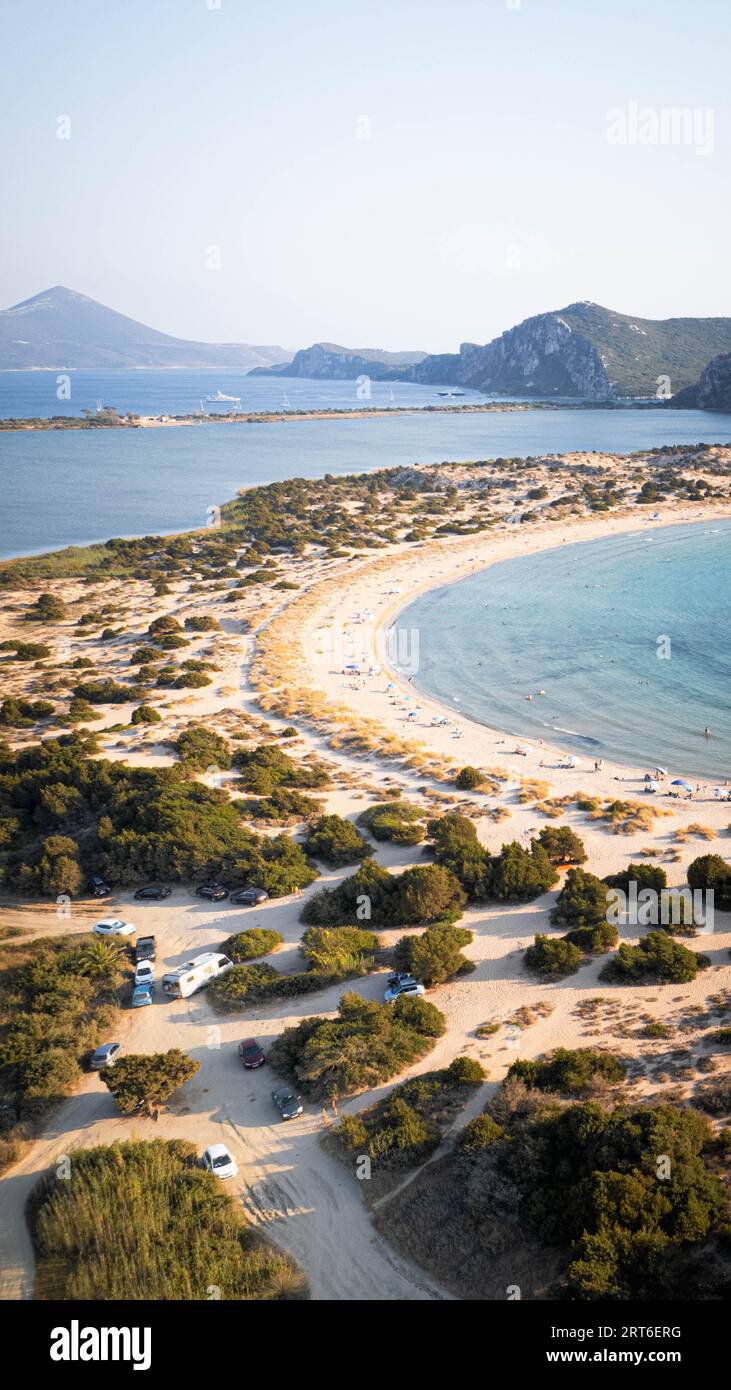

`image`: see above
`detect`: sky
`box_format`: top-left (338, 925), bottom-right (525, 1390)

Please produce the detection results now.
top-left (1, 0), bottom-right (729, 352)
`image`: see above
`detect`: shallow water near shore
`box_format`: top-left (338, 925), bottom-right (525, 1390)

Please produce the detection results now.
top-left (396, 520), bottom-right (731, 781)
top-left (2, 395), bottom-right (731, 558)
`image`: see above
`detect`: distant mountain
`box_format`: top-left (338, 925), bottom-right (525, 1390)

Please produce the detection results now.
top-left (0, 286), bottom-right (291, 371)
top-left (672, 352), bottom-right (731, 412)
top-left (405, 302), bottom-right (731, 400)
top-left (250, 341), bottom-right (428, 380)
top-left (255, 304), bottom-right (731, 401)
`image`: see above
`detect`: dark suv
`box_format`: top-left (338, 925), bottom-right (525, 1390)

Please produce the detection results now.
top-left (196, 882), bottom-right (229, 902)
top-left (134, 884), bottom-right (171, 901)
top-left (229, 887), bottom-right (269, 907)
top-left (88, 876), bottom-right (111, 898)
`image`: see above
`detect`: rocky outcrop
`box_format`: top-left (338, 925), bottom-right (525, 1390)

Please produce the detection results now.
top-left (251, 342), bottom-right (427, 380)
top-left (672, 352), bottom-right (731, 412)
top-left (410, 309), bottom-right (611, 398)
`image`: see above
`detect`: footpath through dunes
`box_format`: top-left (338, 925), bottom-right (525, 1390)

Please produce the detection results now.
top-left (1, 467), bottom-right (731, 1303)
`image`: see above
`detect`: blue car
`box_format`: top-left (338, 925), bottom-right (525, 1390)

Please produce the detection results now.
top-left (131, 983), bottom-right (155, 1008)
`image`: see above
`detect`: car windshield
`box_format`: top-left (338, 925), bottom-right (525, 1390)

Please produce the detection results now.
top-left (212, 1154), bottom-right (230, 1168)
top-left (242, 1046), bottom-right (259, 1056)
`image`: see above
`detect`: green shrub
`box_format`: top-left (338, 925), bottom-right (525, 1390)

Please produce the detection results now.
top-left (564, 920), bottom-right (619, 954)
top-left (303, 814), bottom-right (371, 866)
top-left (537, 825), bottom-right (587, 865)
top-left (393, 921), bottom-right (474, 986)
top-left (458, 1114), bottom-right (506, 1153)
top-left (599, 932), bottom-right (709, 985)
top-left (102, 1050), bottom-right (199, 1115)
top-left (299, 925), bottom-right (380, 976)
top-left (130, 704), bottom-right (161, 725)
top-left (173, 726), bottom-right (232, 771)
top-left (551, 868), bottom-right (611, 929)
top-left (268, 991), bottom-right (446, 1101)
top-left (687, 854), bottom-right (731, 911)
top-left (455, 766), bottom-right (485, 791)
top-left (220, 928), bottom-right (283, 962)
top-left (524, 934), bottom-right (582, 979)
top-left (357, 801), bottom-right (425, 845)
top-left (508, 1048), bottom-right (626, 1095)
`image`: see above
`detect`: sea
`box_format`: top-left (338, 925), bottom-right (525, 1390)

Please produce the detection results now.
top-left (1, 370), bottom-right (731, 560)
top-left (395, 521), bottom-right (731, 781)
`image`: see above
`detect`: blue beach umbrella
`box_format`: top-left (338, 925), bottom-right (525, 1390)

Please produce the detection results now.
top-left (671, 779), bottom-right (693, 792)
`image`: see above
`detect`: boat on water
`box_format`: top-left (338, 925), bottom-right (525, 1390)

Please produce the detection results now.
top-left (437, 389), bottom-right (466, 398)
top-left (204, 389), bottom-right (241, 404)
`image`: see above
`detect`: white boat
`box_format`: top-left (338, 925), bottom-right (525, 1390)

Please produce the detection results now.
top-left (204, 389), bottom-right (241, 404)
top-left (437, 389), bottom-right (466, 398)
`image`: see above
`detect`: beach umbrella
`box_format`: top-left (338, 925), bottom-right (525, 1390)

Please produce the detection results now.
top-left (654, 767), bottom-right (668, 776)
top-left (645, 780), bottom-right (659, 792)
top-left (565, 755), bottom-right (581, 767)
top-left (671, 779), bottom-right (693, 791)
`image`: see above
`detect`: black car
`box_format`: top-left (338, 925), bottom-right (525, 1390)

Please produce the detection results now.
top-left (88, 876), bottom-right (111, 898)
top-left (134, 885), bottom-right (171, 901)
top-left (229, 887), bottom-right (269, 907)
top-left (196, 882), bottom-right (229, 902)
top-left (135, 935), bottom-right (156, 962)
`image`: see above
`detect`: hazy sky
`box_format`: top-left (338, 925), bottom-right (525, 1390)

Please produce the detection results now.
top-left (1, 0), bottom-right (729, 351)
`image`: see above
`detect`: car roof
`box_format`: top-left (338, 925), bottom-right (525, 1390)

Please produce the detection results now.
top-left (94, 1042), bottom-right (118, 1054)
top-left (206, 1143), bottom-right (229, 1159)
top-left (241, 1037), bottom-right (260, 1047)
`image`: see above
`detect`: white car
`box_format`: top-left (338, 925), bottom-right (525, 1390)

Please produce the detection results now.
top-left (94, 919), bottom-right (136, 937)
top-left (383, 975), bottom-right (426, 1003)
top-left (134, 961), bottom-right (155, 987)
top-left (202, 1144), bottom-right (238, 1180)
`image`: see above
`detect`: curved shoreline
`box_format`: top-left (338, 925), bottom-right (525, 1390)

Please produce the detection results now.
top-left (380, 517), bottom-right (731, 782)
top-left (273, 503), bottom-right (731, 796)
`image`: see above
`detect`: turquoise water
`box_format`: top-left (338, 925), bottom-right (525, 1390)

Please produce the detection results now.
top-left (396, 521), bottom-right (731, 780)
top-left (2, 396), bottom-right (731, 558)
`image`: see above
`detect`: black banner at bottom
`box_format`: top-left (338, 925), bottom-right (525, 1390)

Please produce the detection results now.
top-left (1, 1298), bottom-right (721, 1376)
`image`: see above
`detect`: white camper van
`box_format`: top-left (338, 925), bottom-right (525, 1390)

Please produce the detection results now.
top-left (162, 953), bottom-right (233, 999)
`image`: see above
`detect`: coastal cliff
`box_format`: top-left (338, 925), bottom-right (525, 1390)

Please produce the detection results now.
top-left (672, 352), bottom-right (731, 412)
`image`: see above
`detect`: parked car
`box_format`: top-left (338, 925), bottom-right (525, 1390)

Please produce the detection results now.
top-left (135, 935), bottom-right (156, 962)
top-left (87, 876), bottom-right (111, 898)
top-left (94, 918), bottom-right (136, 937)
top-left (134, 884), bottom-right (171, 901)
top-left (134, 961), bottom-right (155, 987)
top-left (90, 1042), bottom-right (123, 1070)
top-left (238, 1038), bottom-right (265, 1069)
top-left (195, 882), bottom-right (229, 902)
top-left (383, 975), bottom-right (425, 1003)
top-left (131, 983), bottom-right (155, 1007)
top-left (202, 1144), bottom-right (238, 1180)
top-left (272, 1085), bottom-right (303, 1120)
top-left (229, 887), bottom-right (269, 907)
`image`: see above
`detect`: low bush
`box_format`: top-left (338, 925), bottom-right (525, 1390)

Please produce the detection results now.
top-left (268, 991), bottom-right (446, 1100)
top-left (220, 928), bottom-right (283, 962)
top-left (507, 1047), bottom-right (626, 1095)
top-left (524, 934), bottom-right (582, 979)
top-left (599, 932), bottom-right (709, 984)
top-left (303, 814), bottom-right (371, 866)
top-left (393, 921), bottom-right (474, 986)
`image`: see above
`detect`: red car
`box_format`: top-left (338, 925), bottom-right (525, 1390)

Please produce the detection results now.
top-left (238, 1038), bottom-right (265, 1069)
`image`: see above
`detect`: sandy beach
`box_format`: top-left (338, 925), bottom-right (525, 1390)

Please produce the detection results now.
top-left (1, 451), bottom-right (730, 1301)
